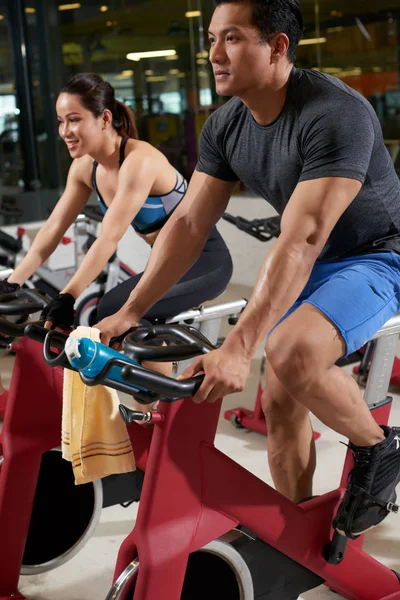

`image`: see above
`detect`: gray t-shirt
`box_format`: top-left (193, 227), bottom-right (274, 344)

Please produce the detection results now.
top-left (196, 67), bottom-right (400, 260)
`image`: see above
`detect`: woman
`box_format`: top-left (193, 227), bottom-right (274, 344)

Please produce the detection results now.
top-left (4, 73), bottom-right (233, 337)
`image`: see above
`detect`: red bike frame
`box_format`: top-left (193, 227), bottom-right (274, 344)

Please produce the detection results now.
top-left (0, 337), bottom-right (398, 600)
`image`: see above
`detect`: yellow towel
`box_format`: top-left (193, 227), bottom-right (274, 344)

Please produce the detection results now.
top-left (62, 326), bottom-right (136, 485)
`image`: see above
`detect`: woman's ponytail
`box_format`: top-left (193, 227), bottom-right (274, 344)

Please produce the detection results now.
top-left (115, 101), bottom-right (138, 139)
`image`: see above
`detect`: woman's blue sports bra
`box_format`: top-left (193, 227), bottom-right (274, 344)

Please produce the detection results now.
top-left (92, 137), bottom-right (187, 234)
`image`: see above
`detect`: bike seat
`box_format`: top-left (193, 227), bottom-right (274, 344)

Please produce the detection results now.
top-left (146, 289), bottom-right (228, 325)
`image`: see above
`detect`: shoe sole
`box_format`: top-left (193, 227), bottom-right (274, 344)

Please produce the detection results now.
top-left (335, 523), bottom-right (376, 538)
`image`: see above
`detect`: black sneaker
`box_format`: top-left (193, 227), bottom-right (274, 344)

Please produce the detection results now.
top-left (333, 426), bottom-right (400, 539)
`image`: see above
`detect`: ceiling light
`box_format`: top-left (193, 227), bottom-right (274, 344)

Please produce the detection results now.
top-left (58, 3), bottom-right (81, 10)
top-left (186, 11), bottom-right (201, 18)
top-left (116, 73), bottom-right (132, 80)
top-left (0, 15), bottom-right (4, 20)
top-left (100, 5), bottom-right (108, 11)
top-left (25, 7), bottom-right (36, 13)
top-left (165, 54), bottom-right (179, 61)
top-left (106, 21), bottom-right (112, 26)
top-left (145, 70), bottom-right (153, 75)
top-left (127, 50), bottom-right (176, 61)
top-left (196, 58), bottom-right (207, 65)
top-left (298, 37), bottom-right (327, 46)
top-left (121, 70), bottom-right (134, 76)
top-left (196, 51), bottom-right (208, 58)
top-left (146, 76), bottom-right (167, 83)
top-left (169, 69), bottom-right (179, 75)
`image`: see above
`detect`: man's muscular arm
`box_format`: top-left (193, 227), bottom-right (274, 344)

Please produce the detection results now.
top-left (225, 176), bottom-right (361, 357)
top-left (182, 176), bottom-right (362, 403)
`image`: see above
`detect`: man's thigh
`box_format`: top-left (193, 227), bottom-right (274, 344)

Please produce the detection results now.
top-left (277, 252), bottom-right (400, 358)
top-left (271, 303), bottom-right (346, 368)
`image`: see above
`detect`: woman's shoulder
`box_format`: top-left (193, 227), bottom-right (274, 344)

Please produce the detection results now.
top-left (125, 138), bottom-right (175, 161)
top-left (124, 138), bottom-right (158, 158)
top-left (123, 138), bottom-right (170, 169)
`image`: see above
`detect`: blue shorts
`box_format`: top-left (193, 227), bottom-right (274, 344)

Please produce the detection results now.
top-left (276, 252), bottom-right (400, 357)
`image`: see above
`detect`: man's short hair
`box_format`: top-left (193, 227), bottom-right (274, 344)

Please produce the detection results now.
top-left (214, 0), bottom-right (304, 62)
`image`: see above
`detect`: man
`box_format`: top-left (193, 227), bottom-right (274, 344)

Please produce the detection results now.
top-left (98, 0), bottom-right (400, 539)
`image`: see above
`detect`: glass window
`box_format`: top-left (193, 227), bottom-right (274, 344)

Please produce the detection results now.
top-left (5, 0), bottom-right (400, 227)
top-left (298, 0), bottom-right (400, 172)
top-left (0, 3), bottom-right (24, 192)
top-left (23, 1), bottom-right (65, 191)
top-left (54, 0), bottom-right (220, 178)
top-left (51, 0), bottom-right (400, 179)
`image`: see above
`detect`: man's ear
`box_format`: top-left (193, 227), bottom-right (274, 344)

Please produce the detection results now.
top-left (269, 32), bottom-right (290, 63)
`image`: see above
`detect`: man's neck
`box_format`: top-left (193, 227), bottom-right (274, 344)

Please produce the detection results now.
top-left (241, 63), bottom-right (294, 126)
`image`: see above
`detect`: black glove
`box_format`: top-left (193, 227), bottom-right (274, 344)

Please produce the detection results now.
top-left (0, 281), bottom-right (20, 295)
top-left (41, 293), bottom-right (75, 329)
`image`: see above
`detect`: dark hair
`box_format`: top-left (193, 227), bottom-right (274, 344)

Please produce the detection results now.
top-left (60, 72), bottom-right (138, 139)
top-left (214, 0), bottom-right (304, 62)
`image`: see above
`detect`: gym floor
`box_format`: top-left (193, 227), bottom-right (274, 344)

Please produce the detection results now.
top-left (1, 281), bottom-right (399, 599)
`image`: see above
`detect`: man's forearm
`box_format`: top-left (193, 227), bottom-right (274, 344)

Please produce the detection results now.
top-left (225, 238), bottom-right (319, 358)
top-left (124, 216), bottom-right (209, 319)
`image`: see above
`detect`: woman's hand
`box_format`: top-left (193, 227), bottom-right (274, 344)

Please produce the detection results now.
top-left (41, 293), bottom-right (76, 330)
top-left (96, 309), bottom-right (140, 347)
top-left (0, 281), bottom-right (20, 294)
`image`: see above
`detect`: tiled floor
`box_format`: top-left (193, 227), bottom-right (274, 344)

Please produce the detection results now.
top-left (1, 287), bottom-right (399, 599)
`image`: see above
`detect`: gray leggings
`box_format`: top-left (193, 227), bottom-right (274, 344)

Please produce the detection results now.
top-left (97, 227), bottom-right (233, 322)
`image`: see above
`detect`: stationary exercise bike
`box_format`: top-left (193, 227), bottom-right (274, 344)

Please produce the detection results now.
top-left (22, 312), bottom-right (400, 599)
top-left (0, 290), bottom-right (247, 599)
top-left (0, 290), bottom-right (143, 594)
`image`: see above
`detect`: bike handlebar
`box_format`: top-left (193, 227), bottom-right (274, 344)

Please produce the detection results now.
top-left (123, 324), bottom-right (215, 362)
top-left (0, 288), bottom-right (47, 315)
top-left (81, 205), bottom-right (104, 223)
top-left (0, 289), bottom-right (48, 339)
top-left (0, 285), bottom-right (208, 403)
top-left (23, 323), bottom-right (207, 402)
top-left (120, 363), bottom-right (203, 399)
top-left (222, 213), bottom-right (281, 242)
